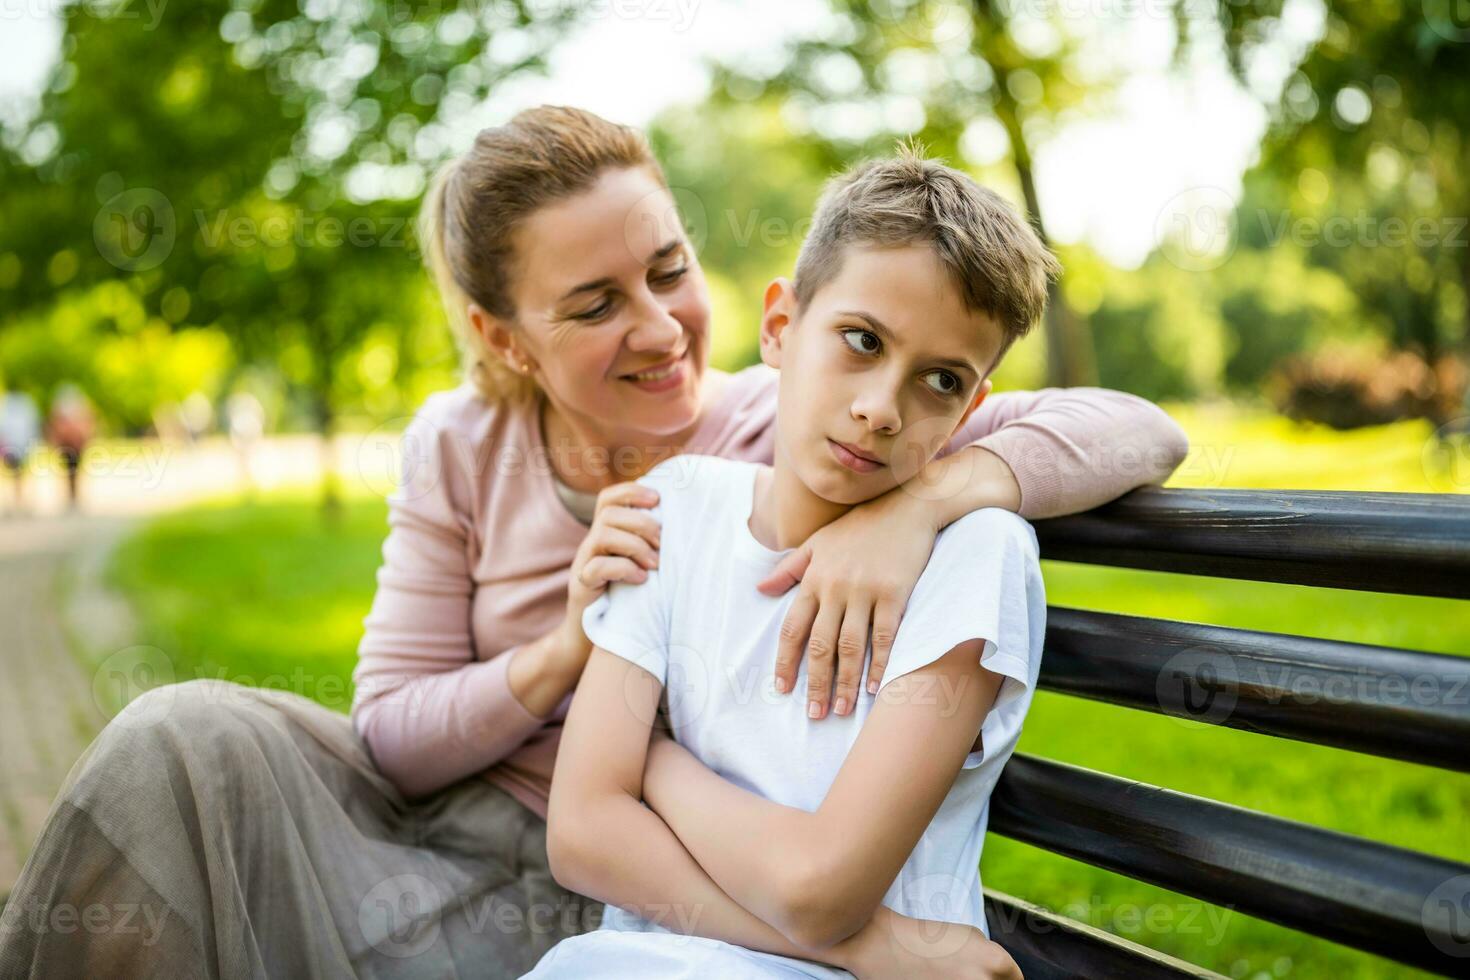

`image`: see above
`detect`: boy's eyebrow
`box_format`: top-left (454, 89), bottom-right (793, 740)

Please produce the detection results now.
top-left (558, 239), bottom-right (683, 301)
top-left (839, 310), bottom-right (981, 377)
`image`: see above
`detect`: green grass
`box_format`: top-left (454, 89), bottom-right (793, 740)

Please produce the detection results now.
top-left (106, 492), bottom-right (387, 715)
top-left (105, 407), bottom-right (1469, 978)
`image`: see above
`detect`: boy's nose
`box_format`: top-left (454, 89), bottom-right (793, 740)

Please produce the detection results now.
top-left (850, 389), bottom-right (901, 434)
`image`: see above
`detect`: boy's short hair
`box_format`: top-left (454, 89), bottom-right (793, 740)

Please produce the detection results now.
top-left (793, 143), bottom-right (1060, 356)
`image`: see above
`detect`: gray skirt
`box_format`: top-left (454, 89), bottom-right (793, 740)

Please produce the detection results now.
top-left (0, 679), bottom-right (601, 979)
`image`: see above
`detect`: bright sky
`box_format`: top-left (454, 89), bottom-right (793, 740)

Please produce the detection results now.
top-left (0, 0), bottom-right (1320, 268)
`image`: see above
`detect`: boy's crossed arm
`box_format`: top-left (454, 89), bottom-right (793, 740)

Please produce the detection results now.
top-left (545, 645), bottom-right (1017, 978)
top-left (642, 640), bottom-right (1002, 949)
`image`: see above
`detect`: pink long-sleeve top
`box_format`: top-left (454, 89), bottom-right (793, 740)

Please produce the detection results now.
top-left (352, 365), bottom-right (1187, 817)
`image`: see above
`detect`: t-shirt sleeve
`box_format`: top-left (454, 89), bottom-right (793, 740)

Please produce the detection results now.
top-left (579, 459), bottom-right (695, 685)
top-left (875, 508), bottom-right (1046, 769)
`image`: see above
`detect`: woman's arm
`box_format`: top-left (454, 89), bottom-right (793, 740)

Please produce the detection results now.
top-left (352, 412), bottom-right (558, 798)
top-left (642, 641), bottom-right (1002, 949)
top-left (353, 407), bottom-right (664, 798)
top-left (761, 386), bottom-right (1187, 716)
top-left (949, 385), bottom-right (1189, 520)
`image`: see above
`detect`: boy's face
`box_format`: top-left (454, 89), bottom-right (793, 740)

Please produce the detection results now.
top-left (760, 243), bottom-right (1007, 506)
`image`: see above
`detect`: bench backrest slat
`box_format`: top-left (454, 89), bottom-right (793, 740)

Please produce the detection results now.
top-left (1008, 488), bottom-right (1470, 976)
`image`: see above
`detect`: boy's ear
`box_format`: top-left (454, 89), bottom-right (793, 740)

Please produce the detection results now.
top-left (954, 378), bottom-right (992, 434)
top-left (758, 278), bottom-right (797, 370)
top-left (469, 302), bottom-right (537, 376)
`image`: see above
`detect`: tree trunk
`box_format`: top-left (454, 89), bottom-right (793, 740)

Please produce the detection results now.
top-left (976, 6), bottom-right (1098, 388)
top-left (314, 388), bottom-right (341, 523)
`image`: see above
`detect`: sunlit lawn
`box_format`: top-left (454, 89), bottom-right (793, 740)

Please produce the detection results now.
top-left (107, 405), bottom-right (1469, 979)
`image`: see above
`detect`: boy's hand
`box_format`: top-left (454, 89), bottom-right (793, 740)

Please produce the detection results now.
top-left (757, 489), bottom-right (942, 719)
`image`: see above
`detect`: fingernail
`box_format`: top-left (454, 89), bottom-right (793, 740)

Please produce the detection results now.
top-left (867, 679), bottom-right (878, 695)
top-left (834, 696), bottom-right (849, 716)
top-left (774, 676), bottom-right (788, 694)
top-left (807, 701), bottom-right (821, 719)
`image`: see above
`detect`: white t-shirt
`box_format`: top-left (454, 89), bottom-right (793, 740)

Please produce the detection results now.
top-left (525, 455), bottom-right (1046, 979)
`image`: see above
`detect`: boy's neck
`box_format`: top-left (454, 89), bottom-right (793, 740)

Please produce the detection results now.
top-left (749, 454), bottom-right (853, 552)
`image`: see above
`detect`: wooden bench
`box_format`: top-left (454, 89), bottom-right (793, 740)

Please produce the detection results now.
top-left (982, 488), bottom-right (1470, 978)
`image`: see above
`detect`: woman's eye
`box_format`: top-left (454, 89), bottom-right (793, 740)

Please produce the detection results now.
top-left (652, 265), bottom-right (688, 286)
top-left (841, 328), bottom-right (880, 355)
top-left (923, 370), bottom-right (962, 396)
top-left (573, 299), bottom-right (614, 321)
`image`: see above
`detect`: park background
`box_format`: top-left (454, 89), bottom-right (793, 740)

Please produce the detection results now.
top-left (1, 0), bottom-right (1468, 977)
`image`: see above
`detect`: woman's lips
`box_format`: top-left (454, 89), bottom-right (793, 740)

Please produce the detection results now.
top-left (828, 439), bottom-right (885, 473)
top-left (620, 350), bottom-right (689, 393)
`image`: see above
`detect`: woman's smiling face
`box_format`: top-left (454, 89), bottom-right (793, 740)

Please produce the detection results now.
top-left (492, 166), bottom-right (712, 446)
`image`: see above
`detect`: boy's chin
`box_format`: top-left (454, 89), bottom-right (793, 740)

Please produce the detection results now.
top-left (802, 466), bottom-right (894, 507)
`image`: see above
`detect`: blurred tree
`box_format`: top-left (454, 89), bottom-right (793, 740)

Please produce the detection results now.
top-left (1215, 0), bottom-right (1470, 421)
top-left (0, 0), bottom-right (580, 508)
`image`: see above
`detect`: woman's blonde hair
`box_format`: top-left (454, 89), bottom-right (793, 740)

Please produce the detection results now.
top-left (420, 105), bottom-right (666, 402)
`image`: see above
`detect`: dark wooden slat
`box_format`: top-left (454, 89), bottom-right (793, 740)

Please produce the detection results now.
top-left (990, 755), bottom-right (1470, 975)
top-left (984, 889), bottom-right (1225, 979)
top-left (1040, 607), bottom-right (1470, 772)
top-left (1033, 488), bottom-right (1470, 598)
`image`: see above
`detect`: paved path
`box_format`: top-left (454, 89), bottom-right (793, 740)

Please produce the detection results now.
top-left (0, 516), bottom-right (126, 890)
top-left (0, 433), bottom-right (387, 894)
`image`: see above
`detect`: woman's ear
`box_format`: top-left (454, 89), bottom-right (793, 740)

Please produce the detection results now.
top-left (469, 302), bottom-right (537, 376)
top-left (758, 278), bottom-right (797, 370)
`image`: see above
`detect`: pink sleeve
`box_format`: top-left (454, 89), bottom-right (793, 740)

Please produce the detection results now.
top-left (945, 387), bottom-right (1189, 520)
top-left (351, 411), bottom-right (547, 799)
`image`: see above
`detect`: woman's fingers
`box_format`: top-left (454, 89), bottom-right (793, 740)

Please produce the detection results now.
top-left (595, 481), bottom-right (658, 515)
top-left (579, 554), bottom-right (647, 589)
top-left (831, 600), bottom-right (871, 716)
top-left (598, 505), bottom-right (662, 551)
top-left (803, 600), bottom-right (844, 720)
top-left (774, 592), bottom-right (818, 697)
top-left (867, 593), bottom-right (903, 695)
top-left (757, 545), bottom-right (811, 597)
top-left (590, 525), bottom-right (659, 570)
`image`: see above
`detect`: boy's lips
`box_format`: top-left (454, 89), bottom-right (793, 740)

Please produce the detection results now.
top-left (828, 439), bottom-right (885, 473)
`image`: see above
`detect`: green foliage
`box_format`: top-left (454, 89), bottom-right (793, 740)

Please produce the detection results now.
top-left (0, 0), bottom-right (581, 435)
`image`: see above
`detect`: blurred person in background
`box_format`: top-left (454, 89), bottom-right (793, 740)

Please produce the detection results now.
top-left (0, 389), bottom-right (41, 516)
top-left (46, 384), bottom-right (95, 512)
top-left (226, 390), bottom-right (266, 495)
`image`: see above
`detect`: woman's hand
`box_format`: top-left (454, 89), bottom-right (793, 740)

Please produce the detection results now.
top-left (757, 487), bottom-right (943, 720)
top-left (558, 481), bottom-right (662, 665)
top-left (838, 905), bottom-right (1022, 980)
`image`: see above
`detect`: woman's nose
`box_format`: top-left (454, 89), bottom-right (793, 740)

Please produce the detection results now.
top-left (625, 296), bottom-right (685, 353)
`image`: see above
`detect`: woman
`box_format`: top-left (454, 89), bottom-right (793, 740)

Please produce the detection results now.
top-left (0, 106), bottom-right (1186, 979)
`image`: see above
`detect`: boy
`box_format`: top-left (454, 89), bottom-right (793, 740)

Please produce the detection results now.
top-left (527, 146), bottom-right (1053, 978)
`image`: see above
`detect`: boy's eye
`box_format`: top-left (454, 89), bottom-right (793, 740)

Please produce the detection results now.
top-left (841, 328), bottom-right (881, 355)
top-left (923, 370), bottom-right (962, 396)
